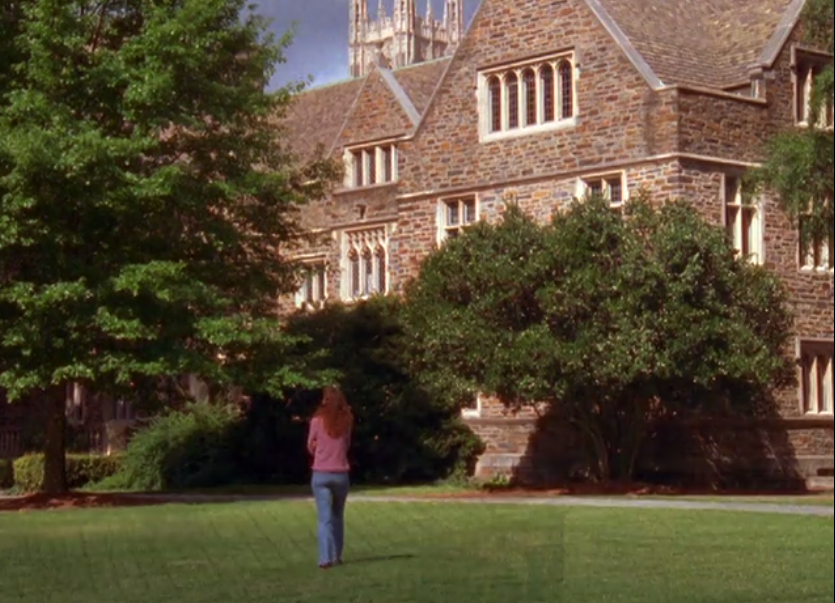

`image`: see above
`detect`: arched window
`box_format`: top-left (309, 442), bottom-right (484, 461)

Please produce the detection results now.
top-left (375, 245), bottom-right (386, 293)
top-left (558, 61), bottom-right (573, 119)
top-left (506, 72), bottom-right (519, 129)
top-left (348, 249), bottom-right (360, 298)
top-left (522, 68), bottom-right (537, 126)
top-left (540, 64), bottom-right (554, 123)
top-left (362, 246), bottom-right (373, 295)
top-left (488, 76), bottom-right (502, 133)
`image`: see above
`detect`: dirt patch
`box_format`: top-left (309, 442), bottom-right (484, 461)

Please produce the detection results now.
top-left (0, 492), bottom-right (172, 513)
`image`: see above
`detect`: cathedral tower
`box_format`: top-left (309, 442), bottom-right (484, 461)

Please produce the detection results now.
top-left (349, 0), bottom-right (464, 78)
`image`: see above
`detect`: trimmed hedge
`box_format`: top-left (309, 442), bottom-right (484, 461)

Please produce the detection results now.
top-left (12, 453), bottom-right (122, 493)
top-left (0, 459), bottom-right (13, 490)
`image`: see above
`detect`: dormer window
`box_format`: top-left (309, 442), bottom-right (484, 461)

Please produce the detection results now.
top-left (794, 49), bottom-right (833, 129)
top-left (346, 143), bottom-right (398, 188)
top-left (480, 52), bottom-right (576, 141)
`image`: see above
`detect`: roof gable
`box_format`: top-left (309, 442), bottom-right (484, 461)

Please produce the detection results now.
top-left (334, 68), bottom-right (416, 148)
top-left (392, 58), bottom-right (453, 115)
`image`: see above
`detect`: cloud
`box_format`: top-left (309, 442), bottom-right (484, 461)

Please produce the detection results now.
top-left (257, 0), bottom-right (480, 90)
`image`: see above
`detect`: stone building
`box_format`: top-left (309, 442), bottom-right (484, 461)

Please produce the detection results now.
top-left (282, 0), bottom-right (833, 487)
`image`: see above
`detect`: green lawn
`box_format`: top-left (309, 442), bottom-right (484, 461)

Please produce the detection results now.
top-left (142, 483), bottom-right (835, 506)
top-left (0, 500), bottom-right (832, 603)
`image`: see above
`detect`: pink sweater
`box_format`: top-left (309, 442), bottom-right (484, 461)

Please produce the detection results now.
top-left (307, 416), bottom-right (351, 473)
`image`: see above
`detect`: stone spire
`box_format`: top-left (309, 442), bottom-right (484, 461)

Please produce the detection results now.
top-left (349, 0), bottom-right (461, 78)
top-left (349, 0), bottom-right (370, 77)
top-left (444, 0), bottom-right (463, 46)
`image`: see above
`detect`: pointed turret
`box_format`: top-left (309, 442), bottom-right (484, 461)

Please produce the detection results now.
top-left (444, 0), bottom-right (463, 46)
top-left (349, 0), bottom-right (370, 77)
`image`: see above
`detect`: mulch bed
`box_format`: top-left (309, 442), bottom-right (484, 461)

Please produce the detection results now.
top-left (0, 492), bottom-right (171, 513)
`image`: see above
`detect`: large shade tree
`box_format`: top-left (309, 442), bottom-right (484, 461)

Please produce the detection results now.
top-left (0, 0), bottom-right (334, 492)
top-left (402, 196), bottom-right (794, 481)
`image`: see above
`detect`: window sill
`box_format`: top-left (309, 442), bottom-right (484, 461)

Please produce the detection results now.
top-left (801, 411), bottom-right (833, 419)
top-left (480, 117), bottom-right (577, 143)
top-left (340, 293), bottom-right (388, 304)
top-left (797, 266), bottom-right (834, 275)
top-left (295, 300), bottom-right (327, 311)
top-left (336, 181), bottom-right (398, 194)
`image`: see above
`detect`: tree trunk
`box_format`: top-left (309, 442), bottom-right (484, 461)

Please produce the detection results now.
top-left (42, 386), bottom-right (67, 494)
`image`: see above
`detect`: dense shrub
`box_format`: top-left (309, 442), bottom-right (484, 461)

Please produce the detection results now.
top-left (280, 296), bottom-right (485, 484)
top-left (402, 196), bottom-right (794, 482)
top-left (111, 401), bottom-right (242, 491)
top-left (0, 458), bottom-right (13, 489)
top-left (12, 453), bottom-right (121, 492)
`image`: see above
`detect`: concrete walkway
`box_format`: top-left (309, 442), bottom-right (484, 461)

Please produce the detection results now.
top-left (120, 492), bottom-right (834, 517)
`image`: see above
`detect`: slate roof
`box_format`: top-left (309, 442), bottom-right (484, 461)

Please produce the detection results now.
top-left (597, 0), bottom-right (796, 88)
top-left (392, 57), bottom-right (452, 115)
top-left (282, 77), bottom-right (364, 161)
top-left (283, 0), bottom-right (802, 158)
top-left (283, 58), bottom-right (451, 161)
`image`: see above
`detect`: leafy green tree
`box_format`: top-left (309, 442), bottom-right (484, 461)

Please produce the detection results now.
top-left (402, 195), bottom-right (794, 482)
top-left (751, 0), bottom-right (833, 251)
top-left (283, 297), bottom-right (484, 484)
top-left (0, 0), bottom-right (335, 493)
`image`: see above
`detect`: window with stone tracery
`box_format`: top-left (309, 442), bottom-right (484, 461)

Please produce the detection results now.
top-left (578, 173), bottom-right (627, 210)
top-left (294, 261), bottom-right (328, 308)
top-left (794, 49), bottom-right (833, 129)
top-left (481, 52), bottom-right (576, 139)
top-left (799, 340), bottom-right (833, 415)
top-left (340, 226), bottom-right (390, 300)
top-left (798, 215), bottom-right (833, 272)
top-left (437, 195), bottom-right (478, 244)
top-left (723, 175), bottom-right (763, 265)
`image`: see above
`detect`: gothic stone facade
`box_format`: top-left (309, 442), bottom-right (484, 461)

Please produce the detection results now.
top-left (283, 0), bottom-right (833, 485)
top-left (350, 0), bottom-right (464, 77)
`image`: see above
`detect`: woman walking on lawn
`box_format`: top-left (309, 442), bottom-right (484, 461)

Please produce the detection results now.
top-left (307, 386), bottom-right (353, 569)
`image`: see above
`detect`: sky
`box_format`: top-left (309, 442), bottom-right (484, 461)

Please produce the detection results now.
top-left (259, 0), bottom-right (481, 90)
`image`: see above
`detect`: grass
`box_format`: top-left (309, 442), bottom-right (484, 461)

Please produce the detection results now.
top-left (143, 482), bottom-right (835, 506)
top-left (0, 499), bottom-right (832, 603)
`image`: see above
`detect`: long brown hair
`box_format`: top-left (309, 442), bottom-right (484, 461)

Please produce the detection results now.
top-left (315, 386), bottom-right (353, 438)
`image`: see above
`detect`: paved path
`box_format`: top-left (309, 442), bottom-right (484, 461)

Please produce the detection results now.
top-left (117, 493), bottom-right (834, 517)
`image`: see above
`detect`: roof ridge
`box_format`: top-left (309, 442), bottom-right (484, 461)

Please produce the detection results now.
top-left (583, 0), bottom-right (664, 89)
top-left (326, 75), bottom-right (370, 157)
top-left (377, 67), bottom-right (422, 126)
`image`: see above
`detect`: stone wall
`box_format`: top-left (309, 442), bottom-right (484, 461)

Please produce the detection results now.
top-left (283, 1), bottom-right (833, 486)
top-left (397, 0), bottom-right (678, 197)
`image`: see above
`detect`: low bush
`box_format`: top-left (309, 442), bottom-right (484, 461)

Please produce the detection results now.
top-left (12, 453), bottom-right (121, 492)
top-left (112, 401), bottom-right (242, 491)
top-left (0, 458), bottom-right (13, 489)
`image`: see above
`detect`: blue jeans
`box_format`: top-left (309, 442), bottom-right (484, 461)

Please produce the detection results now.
top-left (311, 471), bottom-right (350, 565)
